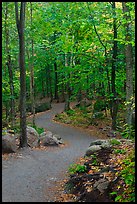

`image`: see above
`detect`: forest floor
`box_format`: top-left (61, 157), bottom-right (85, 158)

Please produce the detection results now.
top-left (54, 140), bottom-right (135, 202)
top-left (52, 102), bottom-right (135, 202)
top-left (2, 102), bottom-right (135, 202)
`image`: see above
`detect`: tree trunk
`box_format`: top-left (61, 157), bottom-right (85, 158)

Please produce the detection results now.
top-left (64, 53), bottom-right (70, 111)
top-left (30, 2), bottom-right (35, 126)
top-left (41, 71), bottom-right (45, 98)
top-left (122, 2), bottom-right (134, 129)
top-left (48, 67), bottom-right (53, 101)
top-left (15, 2), bottom-right (27, 148)
top-left (110, 2), bottom-right (119, 130)
top-left (5, 2), bottom-right (15, 128)
top-left (54, 60), bottom-right (59, 102)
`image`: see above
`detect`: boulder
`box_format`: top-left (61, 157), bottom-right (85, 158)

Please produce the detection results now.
top-left (2, 134), bottom-right (17, 153)
top-left (35, 102), bottom-right (51, 113)
top-left (40, 131), bottom-right (53, 137)
top-left (85, 145), bottom-right (101, 156)
top-left (101, 141), bottom-right (111, 149)
top-left (39, 132), bottom-right (64, 146)
top-left (40, 135), bottom-right (59, 146)
top-left (53, 134), bottom-right (64, 144)
top-left (27, 98), bottom-right (51, 113)
top-left (27, 126), bottom-right (39, 147)
top-left (90, 140), bottom-right (106, 146)
top-left (93, 178), bottom-right (110, 193)
top-left (86, 140), bottom-right (112, 156)
top-left (40, 132), bottom-right (59, 146)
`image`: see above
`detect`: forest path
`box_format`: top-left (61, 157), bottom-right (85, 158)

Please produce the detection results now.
top-left (2, 103), bottom-right (97, 202)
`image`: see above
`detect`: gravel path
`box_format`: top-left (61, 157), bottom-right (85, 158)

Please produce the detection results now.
top-left (2, 103), bottom-right (97, 202)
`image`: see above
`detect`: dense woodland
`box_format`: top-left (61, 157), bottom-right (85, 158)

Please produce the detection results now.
top-left (2, 2), bottom-right (135, 202)
top-left (2, 2), bottom-right (135, 145)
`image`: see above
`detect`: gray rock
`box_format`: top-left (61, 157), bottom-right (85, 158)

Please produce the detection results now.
top-left (90, 140), bottom-right (106, 146)
top-left (2, 134), bottom-right (17, 153)
top-left (53, 134), bottom-right (64, 144)
top-left (85, 145), bottom-right (101, 156)
top-left (93, 178), bottom-right (110, 193)
top-left (40, 135), bottom-right (59, 146)
top-left (27, 126), bottom-right (39, 147)
top-left (40, 131), bottom-right (64, 146)
top-left (101, 141), bottom-right (112, 149)
top-left (40, 131), bottom-right (53, 138)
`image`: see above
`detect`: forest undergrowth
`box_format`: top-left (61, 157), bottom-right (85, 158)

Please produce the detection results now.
top-left (54, 102), bottom-right (135, 202)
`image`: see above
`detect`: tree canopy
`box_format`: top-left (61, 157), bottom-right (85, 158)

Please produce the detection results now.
top-left (2, 2), bottom-right (135, 136)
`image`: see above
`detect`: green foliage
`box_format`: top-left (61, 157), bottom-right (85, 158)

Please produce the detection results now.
top-left (92, 112), bottom-right (104, 119)
top-left (13, 124), bottom-right (20, 134)
top-left (31, 124), bottom-right (44, 134)
top-left (93, 100), bottom-right (108, 113)
top-left (2, 2), bottom-right (135, 135)
top-left (68, 164), bottom-right (87, 174)
top-left (121, 124), bottom-right (135, 139)
top-left (110, 139), bottom-right (121, 145)
top-left (91, 154), bottom-right (98, 165)
top-left (66, 109), bottom-right (75, 116)
top-left (110, 149), bottom-right (135, 202)
top-left (113, 149), bottom-right (126, 154)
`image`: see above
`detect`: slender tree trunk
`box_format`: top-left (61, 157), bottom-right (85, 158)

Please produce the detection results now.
top-left (45, 65), bottom-right (49, 97)
top-left (54, 60), bottom-right (59, 102)
top-left (64, 53), bottom-right (70, 111)
top-left (5, 2), bottom-right (15, 128)
top-left (15, 2), bottom-right (27, 148)
top-left (48, 67), bottom-right (53, 101)
top-left (41, 71), bottom-right (45, 98)
top-left (110, 2), bottom-right (119, 130)
top-left (122, 2), bottom-right (134, 129)
top-left (30, 2), bottom-right (35, 126)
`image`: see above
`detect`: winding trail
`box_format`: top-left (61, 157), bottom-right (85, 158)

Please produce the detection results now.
top-left (2, 103), bottom-right (97, 202)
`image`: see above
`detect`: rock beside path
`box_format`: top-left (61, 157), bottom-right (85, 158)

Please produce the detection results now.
top-left (40, 131), bottom-right (64, 146)
top-left (85, 139), bottom-right (112, 156)
top-left (2, 134), bottom-right (17, 153)
top-left (27, 126), bottom-right (40, 147)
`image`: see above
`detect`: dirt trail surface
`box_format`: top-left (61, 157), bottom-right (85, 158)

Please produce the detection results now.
top-left (2, 103), bottom-right (97, 202)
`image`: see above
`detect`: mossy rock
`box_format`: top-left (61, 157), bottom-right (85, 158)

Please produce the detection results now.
top-left (35, 102), bottom-right (51, 113)
top-left (26, 100), bottom-right (51, 113)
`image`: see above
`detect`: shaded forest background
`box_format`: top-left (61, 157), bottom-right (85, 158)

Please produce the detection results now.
top-left (2, 2), bottom-right (135, 147)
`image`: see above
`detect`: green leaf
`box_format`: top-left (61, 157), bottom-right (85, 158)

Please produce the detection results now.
top-left (115, 195), bottom-right (122, 201)
top-left (110, 191), bottom-right (117, 195)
